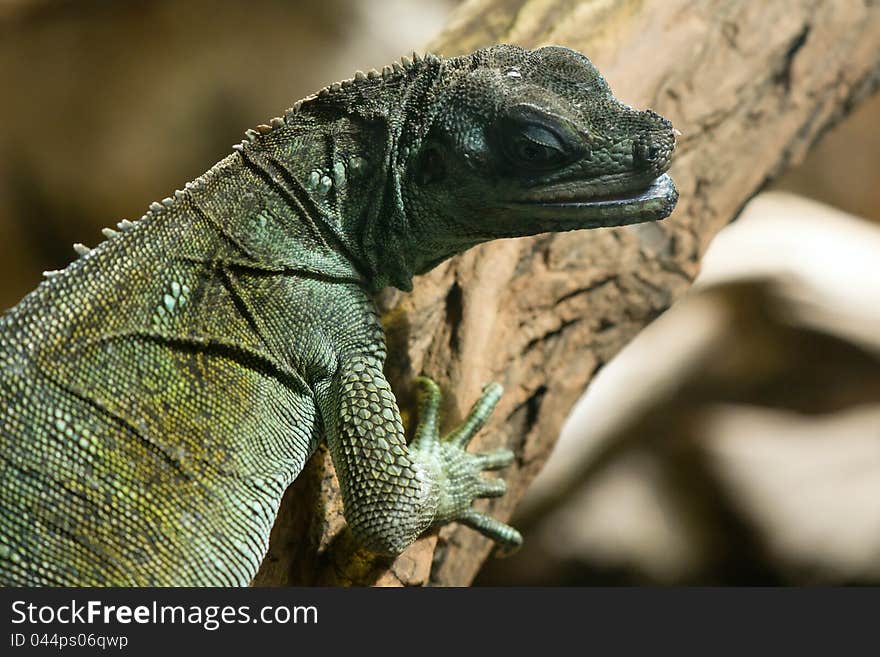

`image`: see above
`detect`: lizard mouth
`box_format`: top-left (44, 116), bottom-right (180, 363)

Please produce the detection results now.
top-left (514, 173), bottom-right (679, 228)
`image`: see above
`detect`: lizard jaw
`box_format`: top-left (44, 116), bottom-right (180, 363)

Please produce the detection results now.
top-left (533, 173), bottom-right (678, 226)
top-left (500, 173), bottom-right (678, 231)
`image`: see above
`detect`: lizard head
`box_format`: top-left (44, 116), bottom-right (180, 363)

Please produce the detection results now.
top-left (400, 44), bottom-right (677, 271)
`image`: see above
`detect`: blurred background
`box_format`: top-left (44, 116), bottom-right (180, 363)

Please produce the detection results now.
top-left (2, 0), bottom-right (878, 585)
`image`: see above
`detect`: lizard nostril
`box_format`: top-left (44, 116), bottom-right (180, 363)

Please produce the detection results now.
top-left (632, 137), bottom-right (667, 171)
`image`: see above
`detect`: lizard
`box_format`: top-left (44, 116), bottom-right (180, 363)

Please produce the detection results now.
top-left (0, 44), bottom-right (677, 586)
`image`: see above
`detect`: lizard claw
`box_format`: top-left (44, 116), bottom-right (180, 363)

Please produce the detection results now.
top-left (411, 377), bottom-right (522, 553)
top-left (446, 381), bottom-right (502, 448)
top-left (460, 509), bottom-right (522, 553)
top-left (475, 447), bottom-right (516, 471)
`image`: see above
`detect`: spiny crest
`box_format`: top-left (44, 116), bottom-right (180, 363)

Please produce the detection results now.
top-left (46, 136), bottom-right (246, 285)
top-left (132, 180), bottom-right (205, 228)
top-left (57, 215), bottom-right (136, 273)
top-left (61, 170), bottom-right (217, 273)
top-left (55, 51), bottom-right (443, 276)
top-left (310, 50), bottom-right (440, 102)
top-left (230, 50), bottom-right (442, 154)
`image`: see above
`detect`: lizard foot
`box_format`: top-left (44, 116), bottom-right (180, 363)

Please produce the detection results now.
top-left (411, 376), bottom-right (522, 553)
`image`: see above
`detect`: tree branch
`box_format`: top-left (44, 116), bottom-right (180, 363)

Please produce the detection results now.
top-left (253, 0), bottom-right (880, 586)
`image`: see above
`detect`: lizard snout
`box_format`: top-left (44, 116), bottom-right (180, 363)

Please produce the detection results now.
top-left (632, 109), bottom-right (676, 175)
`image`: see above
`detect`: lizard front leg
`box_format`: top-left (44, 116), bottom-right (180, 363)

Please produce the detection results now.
top-left (410, 376), bottom-right (522, 548)
top-left (315, 355), bottom-right (521, 556)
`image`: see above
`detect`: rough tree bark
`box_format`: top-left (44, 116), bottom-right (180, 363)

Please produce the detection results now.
top-left (253, 0), bottom-right (880, 586)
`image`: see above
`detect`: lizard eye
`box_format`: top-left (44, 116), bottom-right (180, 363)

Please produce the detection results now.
top-left (508, 124), bottom-right (568, 167)
top-left (498, 116), bottom-right (575, 171)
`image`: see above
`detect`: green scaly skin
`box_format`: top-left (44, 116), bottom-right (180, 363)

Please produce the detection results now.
top-left (0, 45), bottom-right (677, 585)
